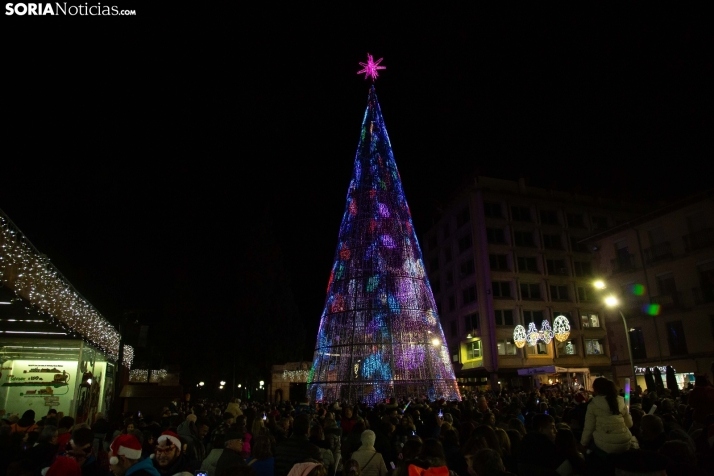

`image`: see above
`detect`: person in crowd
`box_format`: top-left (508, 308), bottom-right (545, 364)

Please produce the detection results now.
top-left (341, 406), bottom-right (357, 435)
top-left (287, 461), bottom-right (326, 476)
top-left (688, 374), bottom-right (714, 429)
top-left (344, 420), bottom-right (367, 456)
top-left (108, 433), bottom-right (160, 476)
top-left (177, 413), bottom-right (205, 463)
top-left (638, 414), bottom-right (667, 452)
top-left (468, 447), bottom-right (513, 476)
top-left (349, 430), bottom-right (387, 476)
top-left (215, 430), bottom-right (246, 475)
top-left (470, 425), bottom-right (502, 456)
top-left (554, 428), bottom-right (586, 476)
top-left (245, 435), bottom-right (275, 476)
top-left (344, 458), bottom-right (361, 476)
top-left (57, 415), bottom-right (75, 449)
top-left (579, 377), bottom-right (633, 455)
top-left (44, 455), bottom-right (83, 476)
top-left (274, 413), bottom-right (322, 476)
top-left (211, 412), bottom-right (236, 451)
top-left (518, 413), bottom-right (564, 474)
top-left (309, 423), bottom-right (335, 474)
top-left (235, 415), bottom-right (253, 459)
top-left (66, 426), bottom-right (102, 476)
top-left (152, 430), bottom-right (194, 475)
top-left (442, 428), bottom-right (468, 476)
top-left (493, 428), bottom-right (516, 474)
top-left (29, 424), bottom-right (59, 472)
top-left (323, 413), bottom-right (342, 471)
top-left (10, 410), bottom-right (38, 435)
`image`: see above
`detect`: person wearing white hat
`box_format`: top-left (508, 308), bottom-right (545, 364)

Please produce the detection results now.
top-left (108, 434), bottom-right (159, 476)
top-left (349, 430), bottom-right (387, 476)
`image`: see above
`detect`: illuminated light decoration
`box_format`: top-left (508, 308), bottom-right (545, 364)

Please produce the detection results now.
top-left (0, 211), bottom-right (121, 360)
top-left (642, 303), bottom-right (661, 316)
top-left (308, 83), bottom-right (460, 404)
top-left (282, 370), bottom-right (309, 382)
top-left (553, 315), bottom-right (571, 342)
top-left (122, 344), bottom-right (134, 369)
top-left (514, 320), bottom-right (556, 347)
top-left (540, 320), bottom-right (554, 344)
top-left (129, 369), bottom-right (148, 383)
top-left (357, 53), bottom-right (386, 81)
top-left (149, 369), bottom-right (167, 383)
top-left (513, 326), bottom-right (527, 348)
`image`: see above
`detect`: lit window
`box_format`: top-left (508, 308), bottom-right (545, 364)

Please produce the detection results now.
top-left (497, 338), bottom-right (517, 355)
top-left (467, 340), bottom-right (482, 359)
top-left (585, 339), bottom-right (604, 355)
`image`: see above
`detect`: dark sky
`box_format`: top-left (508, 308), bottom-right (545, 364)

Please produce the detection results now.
top-left (2, 7), bottom-right (712, 372)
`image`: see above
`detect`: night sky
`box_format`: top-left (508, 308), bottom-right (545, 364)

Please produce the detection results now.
top-left (2, 7), bottom-right (711, 384)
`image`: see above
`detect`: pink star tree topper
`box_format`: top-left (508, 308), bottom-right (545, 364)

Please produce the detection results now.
top-left (357, 53), bottom-right (386, 81)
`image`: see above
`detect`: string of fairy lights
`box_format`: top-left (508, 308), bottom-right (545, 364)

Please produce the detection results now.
top-left (0, 210), bottom-right (132, 367)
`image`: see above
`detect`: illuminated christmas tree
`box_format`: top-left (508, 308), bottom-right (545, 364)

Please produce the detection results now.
top-left (307, 55), bottom-right (461, 404)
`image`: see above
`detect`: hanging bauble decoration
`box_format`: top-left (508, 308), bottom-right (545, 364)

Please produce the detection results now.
top-left (553, 315), bottom-right (571, 342)
top-left (513, 325), bottom-right (527, 348)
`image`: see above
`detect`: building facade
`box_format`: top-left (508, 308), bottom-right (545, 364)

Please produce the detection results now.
top-left (422, 177), bottom-right (645, 392)
top-left (584, 191), bottom-right (714, 389)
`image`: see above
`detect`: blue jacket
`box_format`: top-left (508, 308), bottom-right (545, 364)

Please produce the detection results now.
top-left (127, 457), bottom-right (161, 476)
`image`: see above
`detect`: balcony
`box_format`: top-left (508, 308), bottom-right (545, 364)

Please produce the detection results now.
top-left (611, 254), bottom-right (637, 274)
top-left (692, 287), bottom-right (714, 305)
top-left (644, 242), bottom-right (673, 265)
top-left (650, 291), bottom-right (684, 309)
top-left (683, 228), bottom-right (714, 252)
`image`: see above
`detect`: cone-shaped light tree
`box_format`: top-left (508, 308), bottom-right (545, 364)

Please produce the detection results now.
top-left (308, 56), bottom-right (461, 404)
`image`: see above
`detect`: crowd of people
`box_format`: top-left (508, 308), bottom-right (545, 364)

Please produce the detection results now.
top-left (1, 373), bottom-right (713, 476)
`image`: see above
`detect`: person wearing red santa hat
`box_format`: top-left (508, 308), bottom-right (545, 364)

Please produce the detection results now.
top-left (151, 430), bottom-right (195, 475)
top-left (108, 434), bottom-right (160, 476)
top-left (42, 455), bottom-right (82, 476)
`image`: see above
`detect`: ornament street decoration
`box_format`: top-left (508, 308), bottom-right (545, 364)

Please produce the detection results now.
top-left (513, 319), bottom-right (563, 348)
top-left (357, 53), bottom-right (386, 81)
top-left (308, 65), bottom-right (460, 404)
top-left (553, 315), bottom-right (571, 342)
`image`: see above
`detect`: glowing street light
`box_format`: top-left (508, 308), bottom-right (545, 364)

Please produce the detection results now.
top-left (198, 381), bottom-right (205, 387)
top-left (237, 384), bottom-right (242, 388)
top-left (595, 282), bottom-right (636, 393)
top-left (220, 381), bottom-right (226, 386)
top-left (219, 385), bottom-right (224, 389)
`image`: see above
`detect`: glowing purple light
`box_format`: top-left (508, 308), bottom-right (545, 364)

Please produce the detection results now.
top-left (357, 53), bottom-right (386, 81)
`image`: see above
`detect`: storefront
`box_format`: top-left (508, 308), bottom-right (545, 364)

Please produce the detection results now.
top-left (0, 336), bottom-right (116, 424)
top-left (516, 366), bottom-right (602, 391)
top-left (1, 211), bottom-right (129, 423)
top-left (634, 363), bottom-right (696, 392)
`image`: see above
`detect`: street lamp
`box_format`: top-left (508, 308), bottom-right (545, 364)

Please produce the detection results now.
top-left (595, 284), bottom-right (637, 392)
top-left (220, 381), bottom-right (226, 386)
top-left (198, 381), bottom-right (205, 387)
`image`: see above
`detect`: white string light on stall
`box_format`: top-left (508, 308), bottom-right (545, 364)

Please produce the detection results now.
top-left (0, 211), bottom-right (121, 360)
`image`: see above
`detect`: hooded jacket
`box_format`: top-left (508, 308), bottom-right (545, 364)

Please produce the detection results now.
top-left (126, 457), bottom-right (161, 476)
top-left (580, 395), bottom-right (633, 454)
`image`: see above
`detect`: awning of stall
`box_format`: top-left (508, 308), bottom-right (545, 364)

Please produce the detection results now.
top-left (517, 366), bottom-right (590, 376)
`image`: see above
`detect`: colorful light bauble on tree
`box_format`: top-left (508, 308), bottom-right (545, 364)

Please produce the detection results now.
top-left (553, 315), bottom-right (571, 342)
top-left (308, 56), bottom-right (460, 404)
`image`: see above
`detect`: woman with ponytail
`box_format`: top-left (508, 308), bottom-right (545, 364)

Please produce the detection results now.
top-left (580, 377), bottom-right (634, 455)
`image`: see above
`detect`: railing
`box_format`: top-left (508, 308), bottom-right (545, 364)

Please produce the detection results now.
top-left (644, 242), bottom-right (673, 265)
top-left (692, 287), bottom-right (714, 305)
top-left (611, 254), bottom-right (637, 274)
top-left (683, 228), bottom-right (714, 252)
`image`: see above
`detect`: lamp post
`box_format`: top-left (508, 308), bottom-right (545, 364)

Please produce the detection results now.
top-left (594, 281), bottom-right (637, 391)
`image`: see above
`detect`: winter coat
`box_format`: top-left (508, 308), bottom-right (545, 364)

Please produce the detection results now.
top-left (126, 457), bottom-right (161, 476)
top-left (688, 384), bottom-right (714, 424)
top-left (200, 448), bottom-right (223, 476)
top-left (350, 446), bottom-right (387, 476)
top-left (580, 395), bottom-right (633, 454)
